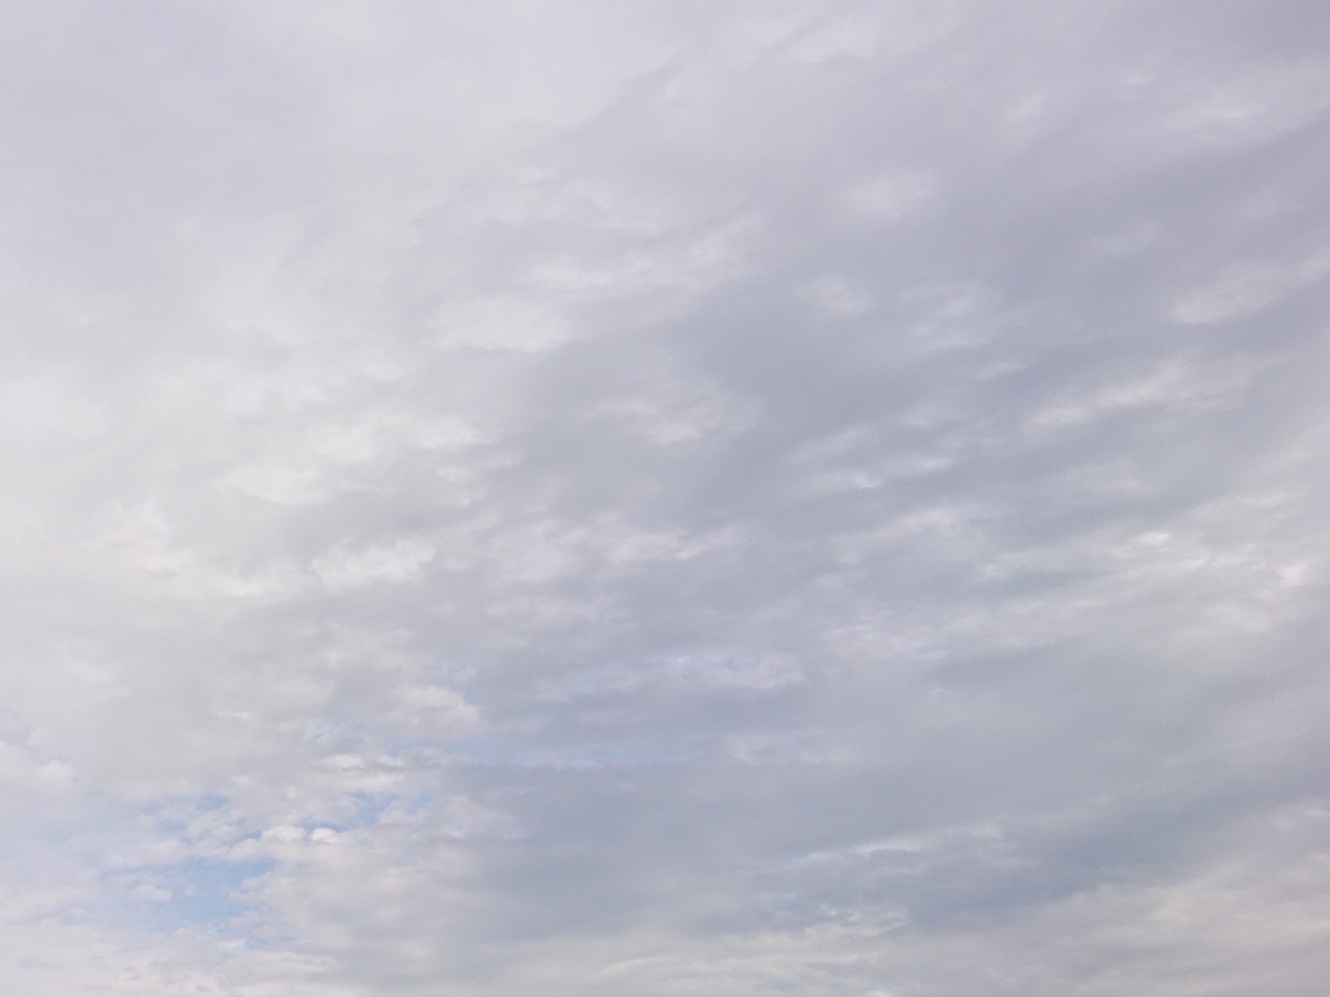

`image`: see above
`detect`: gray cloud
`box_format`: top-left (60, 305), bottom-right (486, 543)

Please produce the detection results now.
top-left (0, 1), bottom-right (1326, 994)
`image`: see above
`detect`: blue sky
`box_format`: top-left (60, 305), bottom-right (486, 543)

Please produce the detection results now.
top-left (0, 2), bottom-right (1327, 994)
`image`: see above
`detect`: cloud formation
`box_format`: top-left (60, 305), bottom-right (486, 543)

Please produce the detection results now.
top-left (0, 1), bottom-right (1327, 994)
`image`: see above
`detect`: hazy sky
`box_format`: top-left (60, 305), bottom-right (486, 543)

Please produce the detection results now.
top-left (1, 2), bottom-right (1328, 994)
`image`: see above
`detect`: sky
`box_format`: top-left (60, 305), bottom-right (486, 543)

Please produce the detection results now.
top-left (0, 1), bottom-right (1327, 994)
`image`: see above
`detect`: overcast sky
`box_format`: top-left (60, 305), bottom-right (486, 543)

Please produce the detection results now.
top-left (0, 2), bottom-right (1328, 994)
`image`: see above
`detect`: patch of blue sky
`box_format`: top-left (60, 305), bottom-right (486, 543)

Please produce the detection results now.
top-left (49, 793), bottom-right (273, 936)
top-left (104, 855), bottom-right (275, 936)
top-left (155, 857), bottom-right (272, 926)
top-left (194, 791), bottom-right (230, 812)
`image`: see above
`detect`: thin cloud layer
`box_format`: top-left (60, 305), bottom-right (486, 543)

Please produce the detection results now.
top-left (0, 1), bottom-right (1327, 994)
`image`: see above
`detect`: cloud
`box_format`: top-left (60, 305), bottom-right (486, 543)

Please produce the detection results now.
top-left (0, 0), bottom-right (1326, 994)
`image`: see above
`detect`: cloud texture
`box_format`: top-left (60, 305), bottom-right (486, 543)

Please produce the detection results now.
top-left (0, 1), bottom-right (1328, 994)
